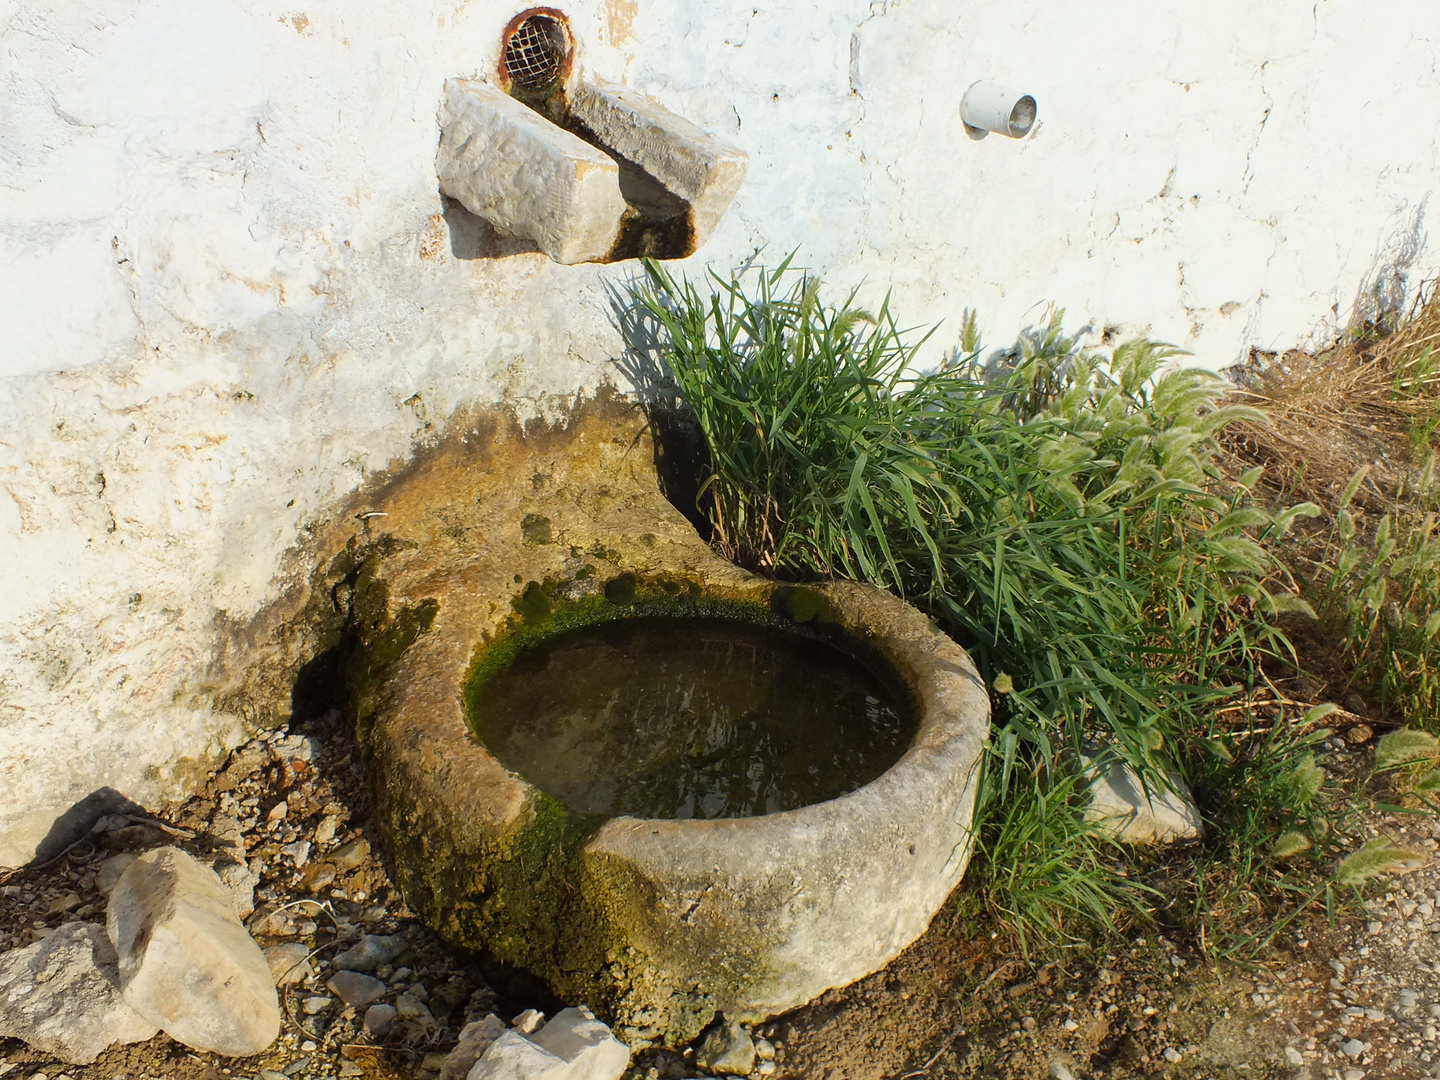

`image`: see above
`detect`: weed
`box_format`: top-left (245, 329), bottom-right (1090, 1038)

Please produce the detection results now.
top-left (630, 257), bottom-right (1324, 945)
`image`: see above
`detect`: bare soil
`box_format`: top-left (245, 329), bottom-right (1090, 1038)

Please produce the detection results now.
top-left (3, 696), bottom-right (1437, 1080)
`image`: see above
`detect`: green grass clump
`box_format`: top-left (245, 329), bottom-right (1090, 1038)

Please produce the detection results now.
top-left (1309, 459), bottom-right (1440, 727)
top-left (629, 256), bottom-right (1327, 944)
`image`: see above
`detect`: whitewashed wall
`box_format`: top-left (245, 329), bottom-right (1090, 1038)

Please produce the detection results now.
top-left (1, 0), bottom-right (1436, 864)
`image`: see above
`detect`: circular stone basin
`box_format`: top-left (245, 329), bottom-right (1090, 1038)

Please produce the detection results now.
top-left (470, 616), bottom-right (917, 820)
top-left (366, 573), bottom-right (990, 1048)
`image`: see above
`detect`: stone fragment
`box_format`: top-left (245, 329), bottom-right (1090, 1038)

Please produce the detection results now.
top-left (437, 1014), bottom-right (506, 1080)
top-left (332, 934), bottom-right (407, 972)
top-left (695, 1017), bottom-right (755, 1077)
top-left (106, 845), bottom-right (280, 1056)
top-left (280, 840), bottom-right (311, 867)
top-left (0, 922), bottom-right (159, 1064)
top-left (363, 1003), bottom-right (397, 1037)
top-left (513, 1007), bottom-right (546, 1034)
top-left (528, 1007), bottom-right (632, 1080)
top-left (436, 79), bottom-right (626, 265)
top-left (753, 1037), bottom-right (776, 1062)
top-left (1081, 756), bottom-right (1203, 844)
top-left (1342, 1038), bottom-right (1364, 1058)
top-left (266, 801), bottom-right (288, 823)
top-left (263, 942), bottom-right (314, 986)
top-left (568, 78), bottom-right (748, 250)
top-left (48, 892), bottom-right (82, 915)
top-left (332, 837), bottom-right (371, 871)
top-left (328, 970), bottom-right (387, 1008)
top-left (301, 995), bottom-right (332, 1015)
top-left (301, 862), bottom-right (337, 892)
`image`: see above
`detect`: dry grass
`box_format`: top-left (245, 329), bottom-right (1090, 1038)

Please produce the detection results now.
top-left (1222, 280), bottom-right (1440, 512)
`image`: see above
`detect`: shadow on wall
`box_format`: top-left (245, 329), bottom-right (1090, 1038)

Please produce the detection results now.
top-left (28, 787), bottom-right (151, 867)
top-left (606, 278), bottom-right (713, 541)
top-left (442, 197), bottom-right (541, 260)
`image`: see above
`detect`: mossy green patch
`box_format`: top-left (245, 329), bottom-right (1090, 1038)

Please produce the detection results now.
top-left (521, 513), bottom-right (553, 545)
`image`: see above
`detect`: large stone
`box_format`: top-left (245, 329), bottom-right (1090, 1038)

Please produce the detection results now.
top-left (527, 1007), bottom-right (632, 1080)
top-left (106, 846), bottom-right (280, 1056)
top-left (438, 1014), bottom-right (507, 1080)
top-left (0, 922), bottom-right (159, 1064)
top-left (436, 78), bottom-right (625, 265)
top-left (466, 1009), bottom-right (631, 1080)
top-left (1082, 757), bottom-right (1204, 844)
top-left (568, 78), bottom-right (748, 251)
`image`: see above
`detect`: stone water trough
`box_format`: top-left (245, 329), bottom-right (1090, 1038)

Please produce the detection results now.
top-left (342, 395), bottom-right (989, 1046)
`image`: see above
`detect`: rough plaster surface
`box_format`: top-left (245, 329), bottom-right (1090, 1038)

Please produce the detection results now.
top-left (437, 79), bottom-right (626, 264)
top-left (1, 0), bottom-right (1438, 863)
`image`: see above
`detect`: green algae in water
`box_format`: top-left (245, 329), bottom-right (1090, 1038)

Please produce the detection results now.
top-left (470, 617), bottom-right (916, 819)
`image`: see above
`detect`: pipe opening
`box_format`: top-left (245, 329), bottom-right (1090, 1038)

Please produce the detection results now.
top-left (500, 10), bottom-right (572, 114)
top-left (1007, 95), bottom-right (1037, 137)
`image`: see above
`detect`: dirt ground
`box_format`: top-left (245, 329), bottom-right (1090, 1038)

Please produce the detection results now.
top-left (3, 696), bottom-right (1438, 1080)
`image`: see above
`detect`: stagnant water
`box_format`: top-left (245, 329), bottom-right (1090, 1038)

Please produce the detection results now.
top-left (470, 617), bottom-right (916, 819)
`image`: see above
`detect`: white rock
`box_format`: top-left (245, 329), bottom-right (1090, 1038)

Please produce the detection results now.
top-left (263, 942), bottom-right (314, 986)
top-left (468, 1030), bottom-right (569, 1080)
top-left (439, 1014), bottom-right (507, 1080)
top-left (468, 1008), bottom-right (630, 1080)
top-left (527, 1008), bottom-right (631, 1080)
top-left (270, 735), bottom-right (315, 763)
top-left (1285, 1046), bottom-right (1304, 1064)
top-left (1342, 1038), bottom-right (1365, 1058)
top-left (1082, 756), bottom-right (1204, 844)
top-left (211, 858), bottom-right (259, 917)
top-left (567, 78), bottom-right (748, 249)
top-left (301, 995), bottom-right (332, 1015)
top-left (0, 922), bottom-right (159, 1064)
top-left (96, 853), bottom-right (138, 896)
top-left (436, 79), bottom-right (624, 265)
top-left (106, 846), bottom-right (280, 1056)
top-left (279, 840), bottom-right (311, 868)
top-left (512, 1007), bottom-right (546, 1034)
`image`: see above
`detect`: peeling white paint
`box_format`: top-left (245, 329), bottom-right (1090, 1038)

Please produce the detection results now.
top-left (1, 0), bottom-right (1437, 863)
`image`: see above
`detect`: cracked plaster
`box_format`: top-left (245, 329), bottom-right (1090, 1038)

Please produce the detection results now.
top-left (1, 0), bottom-right (1438, 863)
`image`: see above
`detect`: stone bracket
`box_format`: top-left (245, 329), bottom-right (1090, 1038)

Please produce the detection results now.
top-left (436, 76), bottom-right (747, 264)
top-left (568, 78), bottom-right (748, 252)
top-left (436, 78), bottom-right (626, 265)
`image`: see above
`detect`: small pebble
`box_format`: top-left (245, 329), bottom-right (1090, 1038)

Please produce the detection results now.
top-left (513, 1008), bottom-right (545, 1034)
top-left (1162, 1047), bottom-right (1182, 1063)
top-left (267, 802), bottom-right (288, 822)
top-left (1342, 1038), bottom-right (1365, 1059)
top-left (301, 995), bottom-right (332, 1015)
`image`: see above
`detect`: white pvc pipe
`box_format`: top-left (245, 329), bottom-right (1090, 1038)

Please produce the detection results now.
top-left (960, 82), bottom-right (1037, 139)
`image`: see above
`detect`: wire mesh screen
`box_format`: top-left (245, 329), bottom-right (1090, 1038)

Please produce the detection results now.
top-left (504, 16), bottom-right (567, 94)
